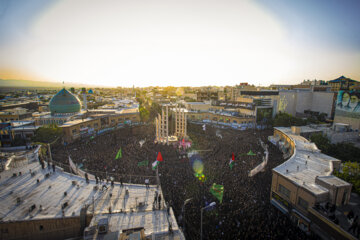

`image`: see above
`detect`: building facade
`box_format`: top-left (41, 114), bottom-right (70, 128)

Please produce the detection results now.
top-left (269, 127), bottom-right (356, 240)
top-left (278, 90), bottom-right (335, 119)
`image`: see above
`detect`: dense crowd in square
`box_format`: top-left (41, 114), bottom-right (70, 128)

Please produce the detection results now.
top-left (51, 124), bottom-right (318, 239)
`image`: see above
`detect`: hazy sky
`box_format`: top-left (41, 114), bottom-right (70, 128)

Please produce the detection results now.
top-left (0, 0), bottom-right (359, 87)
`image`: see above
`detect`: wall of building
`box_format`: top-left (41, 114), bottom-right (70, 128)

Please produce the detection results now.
top-left (277, 91), bottom-right (334, 117)
top-left (187, 112), bottom-right (255, 125)
top-left (311, 92), bottom-right (334, 117)
top-left (108, 113), bottom-right (140, 127)
top-left (61, 112), bottom-right (140, 143)
top-left (333, 90), bottom-right (360, 131)
top-left (62, 119), bottom-right (101, 143)
top-left (184, 103), bottom-right (211, 112)
top-left (0, 216), bottom-right (91, 240)
top-left (34, 116), bottom-right (71, 126)
top-left (278, 91), bottom-right (297, 116)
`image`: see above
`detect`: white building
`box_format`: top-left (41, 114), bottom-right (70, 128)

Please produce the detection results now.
top-left (278, 90), bottom-right (335, 118)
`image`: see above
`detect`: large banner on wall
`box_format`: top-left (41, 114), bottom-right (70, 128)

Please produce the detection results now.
top-left (335, 90), bottom-right (360, 119)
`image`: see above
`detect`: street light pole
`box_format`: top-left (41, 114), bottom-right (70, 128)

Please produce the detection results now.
top-left (200, 202), bottom-right (216, 240)
top-left (182, 198), bottom-right (192, 234)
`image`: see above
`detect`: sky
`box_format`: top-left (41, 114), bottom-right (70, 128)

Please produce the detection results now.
top-left (0, 0), bottom-right (359, 87)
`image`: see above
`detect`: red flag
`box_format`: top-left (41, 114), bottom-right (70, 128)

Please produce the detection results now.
top-left (182, 138), bottom-right (185, 144)
top-left (157, 152), bottom-right (163, 161)
top-left (232, 153), bottom-right (235, 161)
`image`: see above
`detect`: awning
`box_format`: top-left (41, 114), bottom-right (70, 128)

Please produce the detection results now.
top-left (292, 209), bottom-right (311, 223)
top-left (271, 199), bottom-right (289, 214)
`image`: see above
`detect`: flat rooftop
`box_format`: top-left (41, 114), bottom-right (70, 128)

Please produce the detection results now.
top-left (88, 108), bottom-right (139, 115)
top-left (0, 162), bottom-right (159, 223)
top-left (185, 102), bottom-right (208, 105)
top-left (317, 175), bottom-right (350, 187)
top-left (87, 209), bottom-right (184, 239)
top-left (60, 118), bottom-right (97, 127)
top-left (272, 127), bottom-right (342, 196)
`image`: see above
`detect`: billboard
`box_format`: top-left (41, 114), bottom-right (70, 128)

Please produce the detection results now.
top-left (335, 90), bottom-right (360, 118)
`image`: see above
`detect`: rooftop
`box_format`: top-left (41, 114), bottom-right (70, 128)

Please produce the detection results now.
top-left (60, 118), bottom-right (97, 127)
top-left (272, 127), bottom-right (342, 196)
top-left (316, 175), bottom-right (350, 187)
top-left (0, 161), bottom-right (158, 222)
top-left (185, 102), bottom-right (209, 105)
top-left (86, 209), bottom-right (183, 239)
top-left (328, 76), bottom-right (358, 83)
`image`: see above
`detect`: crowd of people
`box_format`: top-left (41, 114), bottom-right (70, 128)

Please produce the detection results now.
top-left (52, 123), bottom-right (318, 239)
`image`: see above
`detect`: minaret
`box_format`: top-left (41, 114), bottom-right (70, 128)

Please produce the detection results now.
top-left (82, 88), bottom-right (87, 110)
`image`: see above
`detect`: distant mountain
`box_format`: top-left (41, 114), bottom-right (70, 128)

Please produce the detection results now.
top-left (0, 79), bottom-right (107, 88)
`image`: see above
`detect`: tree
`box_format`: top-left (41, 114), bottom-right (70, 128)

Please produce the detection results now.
top-left (139, 106), bottom-right (150, 122)
top-left (273, 112), bottom-right (308, 127)
top-left (334, 162), bottom-right (360, 195)
top-left (32, 124), bottom-right (63, 144)
top-left (149, 102), bottom-right (162, 121)
top-left (310, 133), bottom-right (331, 153)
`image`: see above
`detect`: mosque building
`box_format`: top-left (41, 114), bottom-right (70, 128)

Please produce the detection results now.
top-left (34, 87), bottom-right (140, 143)
top-left (34, 88), bottom-right (82, 126)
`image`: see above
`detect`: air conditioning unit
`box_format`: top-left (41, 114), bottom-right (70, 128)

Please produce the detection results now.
top-left (97, 217), bottom-right (109, 234)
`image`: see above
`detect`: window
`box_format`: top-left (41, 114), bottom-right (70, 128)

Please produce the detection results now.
top-left (94, 123), bottom-right (98, 128)
top-left (39, 225), bottom-right (44, 231)
top-left (278, 184), bottom-right (291, 199)
top-left (297, 197), bottom-right (308, 210)
top-left (72, 129), bottom-right (77, 134)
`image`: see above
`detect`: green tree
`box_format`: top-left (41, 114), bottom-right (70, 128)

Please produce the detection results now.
top-left (149, 102), bottom-right (162, 120)
top-left (139, 106), bottom-right (150, 122)
top-left (334, 162), bottom-right (360, 194)
top-left (32, 124), bottom-right (63, 144)
top-left (310, 133), bottom-right (331, 153)
top-left (273, 112), bottom-right (307, 127)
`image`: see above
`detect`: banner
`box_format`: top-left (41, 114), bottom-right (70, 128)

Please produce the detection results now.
top-left (69, 156), bottom-right (95, 180)
top-left (210, 183), bottom-right (224, 203)
top-left (138, 160), bottom-right (149, 167)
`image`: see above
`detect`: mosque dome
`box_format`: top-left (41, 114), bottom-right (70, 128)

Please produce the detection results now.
top-left (88, 89), bottom-right (94, 94)
top-left (49, 88), bottom-right (81, 115)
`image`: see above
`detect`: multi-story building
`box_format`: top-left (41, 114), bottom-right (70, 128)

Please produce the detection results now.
top-left (327, 76), bottom-right (360, 92)
top-left (0, 121), bottom-right (38, 147)
top-left (184, 102), bottom-right (211, 112)
top-left (0, 160), bottom-right (183, 240)
top-left (269, 127), bottom-right (357, 240)
top-left (0, 108), bottom-right (32, 122)
top-left (61, 108), bottom-right (140, 143)
top-left (278, 90), bottom-right (335, 119)
top-left (187, 109), bottom-right (255, 126)
top-left (196, 90), bottom-right (219, 102)
top-left (0, 101), bottom-right (39, 111)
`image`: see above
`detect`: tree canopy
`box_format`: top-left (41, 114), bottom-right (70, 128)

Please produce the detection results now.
top-left (32, 124), bottom-right (63, 144)
top-left (310, 133), bottom-right (360, 163)
top-left (334, 162), bottom-right (360, 195)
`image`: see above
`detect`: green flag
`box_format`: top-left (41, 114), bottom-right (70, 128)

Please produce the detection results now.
top-left (210, 183), bottom-right (224, 203)
top-left (247, 150), bottom-right (256, 156)
top-left (115, 148), bottom-right (122, 159)
top-left (152, 160), bottom-right (159, 170)
top-left (138, 160), bottom-right (149, 167)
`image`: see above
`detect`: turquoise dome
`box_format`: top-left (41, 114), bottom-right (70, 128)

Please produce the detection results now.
top-left (49, 88), bottom-right (81, 115)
